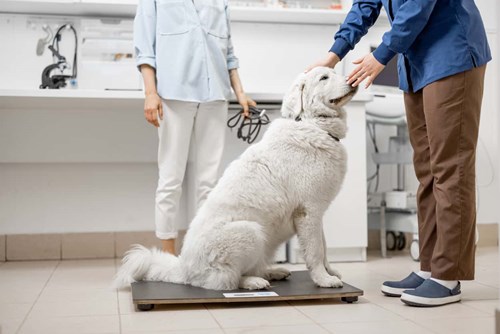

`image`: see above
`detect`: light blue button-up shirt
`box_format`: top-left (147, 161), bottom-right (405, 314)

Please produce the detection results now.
top-left (134, 0), bottom-right (239, 102)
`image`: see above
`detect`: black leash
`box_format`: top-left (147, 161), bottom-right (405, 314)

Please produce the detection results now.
top-left (227, 106), bottom-right (270, 144)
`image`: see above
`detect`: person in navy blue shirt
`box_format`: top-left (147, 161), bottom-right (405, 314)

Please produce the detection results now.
top-left (309, 0), bottom-right (491, 307)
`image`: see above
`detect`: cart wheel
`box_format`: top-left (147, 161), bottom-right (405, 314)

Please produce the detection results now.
top-left (137, 303), bottom-right (154, 311)
top-left (396, 232), bottom-right (406, 250)
top-left (341, 296), bottom-right (358, 303)
top-left (410, 240), bottom-right (420, 262)
top-left (386, 231), bottom-right (397, 251)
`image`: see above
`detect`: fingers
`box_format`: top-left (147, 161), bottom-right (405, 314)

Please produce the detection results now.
top-left (365, 75), bottom-right (375, 88)
top-left (242, 101), bottom-right (249, 118)
top-left (347, 65), bottom-right (365, 85)
top-left (248, 98), bottom-right (257, 107)
top-left (347, 65), bottom-right (363, 83)
top-left (351, 71), bottom-right (370, 87)
top-left (144, 108), bottom-right (159, 127)
top-left (158, 102), bottom-right (163, 121)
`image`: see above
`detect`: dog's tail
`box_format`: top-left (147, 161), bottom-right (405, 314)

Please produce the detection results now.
top-left (112, 244), bottom-right (183, 289)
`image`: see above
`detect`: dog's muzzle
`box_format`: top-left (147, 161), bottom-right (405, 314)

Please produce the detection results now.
top-left (329, 86), bottom-right (358, 105)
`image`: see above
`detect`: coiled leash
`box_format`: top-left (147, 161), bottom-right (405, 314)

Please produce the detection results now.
top-left (227, 106), bottom-right (270, 144)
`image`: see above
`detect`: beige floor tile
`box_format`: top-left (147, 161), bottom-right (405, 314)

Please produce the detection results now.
top-left (30, 287), bottom-right (118, 317)
top-left (206, 302), bottom-right (314, 328)
top-left (0, 286), bottom-right (44, 304)
top-left (223, 324), bottom-right (330, 334)
top-left (29, 300), bottom-right (118, 317)
top-left (118, 290), bottom-right (136, 314)
top-left (0, 303), bottom-right (32, 320)
top-left (122, 330), bottom-right (224, 334)
top-left (38, 287), bottom-right (117, 303)
top-left (461, 281), bottom-right (499, 301)
top-left (290, 299), bottom-right (404, 324)
top-left (120, 305), bottom-right (220, 332)
top-left (18, 315), bottom-right (120, 334)
top-left (322, 320), bottom-right (434, 334)
top-left (463, 300), bottom-right (499, 315)
top-left (46, 260), bottom-right (116, 290)
top-left (0, 318), bottom-right (24, 334)
top-left (6, 234), bottom-right (61, 260)
top-left (376, 301), bottom-right (487, 321)
top-left (415, 316), bottom-right (494, 334)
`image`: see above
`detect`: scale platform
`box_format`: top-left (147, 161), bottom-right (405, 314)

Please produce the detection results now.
top-left (131, 270), bottom-right (363, 311)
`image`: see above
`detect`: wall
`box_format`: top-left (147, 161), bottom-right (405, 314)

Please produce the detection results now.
top-left (0, 13), bottom-right (353, 234)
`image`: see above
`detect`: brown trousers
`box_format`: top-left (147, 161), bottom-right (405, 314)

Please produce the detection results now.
top-left (404, 65), bottom-right (486, 280)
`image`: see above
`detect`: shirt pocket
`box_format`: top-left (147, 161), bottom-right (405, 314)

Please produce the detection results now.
top-left (198, 0), bottom-right (229, 38)
top-left (156, 0), bottom-right (189, 35)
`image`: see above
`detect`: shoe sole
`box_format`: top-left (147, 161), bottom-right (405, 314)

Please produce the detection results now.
top-left (400, 292), bottom-right (461, 307)
top-left (381, 285), bottom-right (414, 297)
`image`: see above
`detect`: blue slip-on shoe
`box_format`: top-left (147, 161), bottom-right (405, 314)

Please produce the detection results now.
top-left (400, 279), bottom-right (461, 307)
top-left (381, 272), bottom-right (425, 297)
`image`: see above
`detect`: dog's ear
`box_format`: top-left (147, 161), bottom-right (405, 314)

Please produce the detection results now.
top-left (281, 73), bottom-right (307, 120)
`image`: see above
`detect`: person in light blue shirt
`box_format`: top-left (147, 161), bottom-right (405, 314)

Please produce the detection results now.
top-left (134, 0), bottom-right (255, 254)
top-left (309, 0), bottom-right (490, 307)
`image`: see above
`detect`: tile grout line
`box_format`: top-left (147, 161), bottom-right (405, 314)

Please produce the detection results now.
top-left (285, 300), bottom-right (331, 330)
top-left (203, 303), bottom-right (226, 333)
top-left (115, 258), bottom-right (123, 334)
top-left (15, 260), bottom-right (61, 334)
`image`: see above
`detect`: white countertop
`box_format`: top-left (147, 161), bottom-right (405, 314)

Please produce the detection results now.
top-left (0, 89), bottom-right (372, 104)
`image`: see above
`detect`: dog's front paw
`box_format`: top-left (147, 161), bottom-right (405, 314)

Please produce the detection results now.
top-left (265, 267), bottom-right (291, 281)
top-left (239, 276), bottom-right (271, 290)
top-left (313, 274), bottom-right (343, 288)
top-left (325, 265), bottom-right (342, 280)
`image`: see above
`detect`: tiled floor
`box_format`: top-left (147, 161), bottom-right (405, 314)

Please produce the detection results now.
top-left (0, 247), bottom-right (497, 334)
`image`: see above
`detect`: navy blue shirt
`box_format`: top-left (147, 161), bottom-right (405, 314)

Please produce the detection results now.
top-left (330, 0), bottom-right (492, 92)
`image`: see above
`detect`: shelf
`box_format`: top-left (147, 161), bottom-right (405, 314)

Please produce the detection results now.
top-left (0, 0), bottom-right (363, 25)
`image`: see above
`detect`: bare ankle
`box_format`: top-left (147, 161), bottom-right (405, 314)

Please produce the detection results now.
top-left (161, 239), bottom-right (176, 255)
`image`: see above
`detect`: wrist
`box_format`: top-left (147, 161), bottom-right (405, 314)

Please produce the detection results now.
top-left (326, 52), bottom-right (340, 67)
top-left (145, 90), bottom-right (158, 97)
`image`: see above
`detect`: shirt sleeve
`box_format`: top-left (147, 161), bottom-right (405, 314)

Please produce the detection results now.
top-left (225, 1), bottom-right (240, 70)
top-left (373, 0), bottom-right (438, 65)
top-left (134, 0), bottom-right (157, 71)
top-left (330, 0), bottom-right (383, 60)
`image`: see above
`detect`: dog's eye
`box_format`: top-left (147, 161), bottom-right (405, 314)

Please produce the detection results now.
top-left (320, 75), bottom-right (329, 81)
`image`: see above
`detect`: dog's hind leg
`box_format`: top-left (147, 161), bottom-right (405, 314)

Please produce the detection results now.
top-left (200, 220), bottom-right (270, 290)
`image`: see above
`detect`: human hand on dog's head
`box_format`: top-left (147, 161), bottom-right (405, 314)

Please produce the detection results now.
top-left (304, 52), bottom-right (341, 73)
top-left (281, 67), bottom-right (358, 121)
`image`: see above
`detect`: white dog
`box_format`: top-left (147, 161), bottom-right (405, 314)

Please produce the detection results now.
top-left (114, 67), bottom-right (357, 290)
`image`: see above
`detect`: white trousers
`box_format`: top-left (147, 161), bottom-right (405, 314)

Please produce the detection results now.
top-left (155, 99), bottom-right (228, 240)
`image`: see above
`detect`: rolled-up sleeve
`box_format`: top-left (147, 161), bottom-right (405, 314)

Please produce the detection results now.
top-left (373, 0), bottom-right (438, 65)
top-left (330, 0), bottom-right (382, 60)
top-left (225, 1), bottom-right (239, 70)
top-left (134, 0), bottom-right (157, 70)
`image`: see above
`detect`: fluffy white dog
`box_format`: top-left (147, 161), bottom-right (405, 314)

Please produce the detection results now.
top-left (114, 67), bottom-right (357, 290)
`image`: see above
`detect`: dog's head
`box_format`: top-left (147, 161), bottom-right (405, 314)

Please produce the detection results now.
top-left (281, 67), bottom-right (357, 122)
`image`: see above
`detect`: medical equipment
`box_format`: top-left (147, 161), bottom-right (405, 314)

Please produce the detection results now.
top-left (365, 94), bottom-right (420, 261)
top-left (131, 271), bottom-right (362, 311)
top-left (227, 106), bottom-right (270, 144)
top-left (40, 24), bottom-right (78, 89)
top-left (36, 24), bottom-right (53, 56)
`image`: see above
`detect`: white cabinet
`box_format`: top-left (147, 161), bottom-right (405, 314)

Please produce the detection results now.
top-left (288, 99), bottom-right (369, 263)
